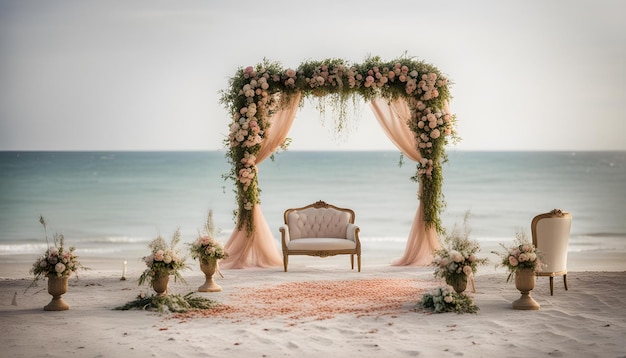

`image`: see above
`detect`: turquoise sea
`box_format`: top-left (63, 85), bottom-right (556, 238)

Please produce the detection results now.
top-left (1, 151), bottom-right (625, 263)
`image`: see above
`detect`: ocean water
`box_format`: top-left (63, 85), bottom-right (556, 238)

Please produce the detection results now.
top-left (1, 151), bottom-right (625, 261)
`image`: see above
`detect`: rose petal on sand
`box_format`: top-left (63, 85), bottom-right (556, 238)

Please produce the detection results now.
top-left (174, 278), bottom-right (438, 322)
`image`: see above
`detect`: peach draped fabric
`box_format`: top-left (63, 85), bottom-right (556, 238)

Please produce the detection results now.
top-left (370, 97), bottom-right (440, 266)
top-left (221, 93), bottom-right (302, 269)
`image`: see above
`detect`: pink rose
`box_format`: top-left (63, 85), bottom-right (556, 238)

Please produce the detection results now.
top-left (463, 265), bottom-right (473, 276)
top-left (509, 256), bottom-right (519, 267)
top-left (154, 250), bottom-right (164, 262)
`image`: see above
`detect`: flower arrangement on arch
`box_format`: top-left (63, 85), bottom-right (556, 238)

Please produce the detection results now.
top-left (28, 216), bottom-right (88, 289)
top-left (188, 210), bottom-right (228, 263)
top-left (418, 286), bottom-right (479, 314)
top-left (220, 55), bottom-right (460, 236)
top-left (432, 214), bottom-right (488, 289)
top-left (492, 231), bottom-right (542, 282)
top-left (138, 228), bottom-right (189, 286)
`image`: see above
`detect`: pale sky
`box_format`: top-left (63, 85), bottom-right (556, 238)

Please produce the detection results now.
top-left (1, 0), bottom-right (624, 151)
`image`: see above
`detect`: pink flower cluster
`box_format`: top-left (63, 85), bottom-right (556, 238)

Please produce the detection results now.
top-left (32, 246), bottom-right (79, 278)
top-left (505, 244), bottom-right (538, 269)
top-left (229, 66), bottom-right (277, 151)
top-left (283, 68), bottom-right (297, 87)
top-left (189, 235), bottom-right (227, 261)
top-left (287, 62), bottom-right (450, 98)
top-left (238, 152), bottom-right (257, 192)
top-left (144, 248), bottom-right (181, 266)
top-left (302, 64), bottom-right (346, 89)
top-left (433, 249), bottom-right (478, 277)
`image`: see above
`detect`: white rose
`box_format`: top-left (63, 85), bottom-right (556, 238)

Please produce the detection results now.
top-left (450, 250), bottom-right (463, 263)
top-left (55, 262), bottom-right (66, 273)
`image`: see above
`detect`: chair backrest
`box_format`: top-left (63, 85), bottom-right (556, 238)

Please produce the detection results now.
top-left (531, 210), bottom-right (572, 274)
top-left (284, 201), bottom-right (354, 240)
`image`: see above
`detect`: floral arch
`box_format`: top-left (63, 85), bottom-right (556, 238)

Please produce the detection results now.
top-left (219, 56), bottom-right (458, 269)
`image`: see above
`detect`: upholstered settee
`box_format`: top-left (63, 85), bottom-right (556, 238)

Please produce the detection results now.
top-left (279, 200), bottom-right (361, 272)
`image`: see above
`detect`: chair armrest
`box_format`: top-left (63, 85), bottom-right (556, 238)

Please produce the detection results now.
top-left (279, 225), bottom-right (290, 248)
top-left (346, 223), bottom-right (360, 242)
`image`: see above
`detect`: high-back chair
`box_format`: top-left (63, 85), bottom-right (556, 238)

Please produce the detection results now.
top-left (531, 209), bottom-right (572, 295)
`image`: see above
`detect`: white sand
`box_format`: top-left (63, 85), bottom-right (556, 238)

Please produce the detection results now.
top-left (1, 250), bottom-right (625, 358)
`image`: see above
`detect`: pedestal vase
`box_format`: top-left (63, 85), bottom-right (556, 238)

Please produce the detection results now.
top-left (152, 275), bottom-right (169, 296)
top-left (199, 259), bottom-right (221, 292)
top-left (512, 269), bottom-right (540, 310)
top-left (446, 274), bottom-right (468, 294)
top-left (44, 276), bottom-right (70, 311)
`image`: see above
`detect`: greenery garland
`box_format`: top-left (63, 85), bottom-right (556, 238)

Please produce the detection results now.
top-left (114, 292), bottom-right (221, 313)
top-left (220, 55), bottom-right (459, 235)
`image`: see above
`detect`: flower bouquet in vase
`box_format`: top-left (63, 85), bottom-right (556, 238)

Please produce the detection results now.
top-left (188, 210), bottom-right (228, 292)
top-left (493, 231), bottom-right (542, 310)
top-left (28, 216), bottom-right (88, 311)
top-left (432, 214), bottom-right (488, 294)
top-left (139, 228), bottom-right (189, 296)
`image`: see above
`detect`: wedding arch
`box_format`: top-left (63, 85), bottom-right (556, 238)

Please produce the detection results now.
top-left (218, 56), bottom-right (458, 269)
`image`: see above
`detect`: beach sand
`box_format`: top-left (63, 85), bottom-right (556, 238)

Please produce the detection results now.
top-left (1, 249), bottom-right (625, 358)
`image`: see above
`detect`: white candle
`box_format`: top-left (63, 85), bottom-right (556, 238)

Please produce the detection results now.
top-left (122, 260), bottom-right (127, 278)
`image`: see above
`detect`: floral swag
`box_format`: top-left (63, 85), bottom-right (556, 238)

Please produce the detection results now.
top-left (220, 56), bottom-right (458, 267)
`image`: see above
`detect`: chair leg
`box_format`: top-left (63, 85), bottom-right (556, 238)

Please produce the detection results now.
top-left (549, 276), bottom-right (554, 296)
top-left (563, 274), bottom-right (568, 291)
top-left (283, 255), bottom-right (288, 272)
top-left (357, 254), bottom-right (361, 272)
top-left (350, 254), bottom-right (354, 270)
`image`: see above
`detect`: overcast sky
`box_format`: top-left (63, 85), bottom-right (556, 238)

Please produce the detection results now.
top-left (1, 0), bottom-right (624, 151)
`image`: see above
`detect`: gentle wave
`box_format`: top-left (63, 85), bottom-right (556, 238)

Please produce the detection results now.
top-left (79, 236), bottom-right (151, 244)
top-left (0, 243), bottom-right (49, 255)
